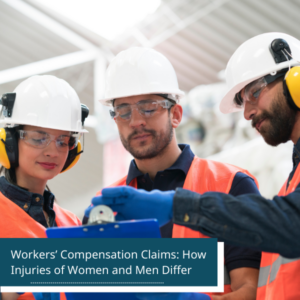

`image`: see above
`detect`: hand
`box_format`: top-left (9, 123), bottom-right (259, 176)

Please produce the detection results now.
top-left (85, 186), bottom-right (175, 226)
top-left (136, 293), bottom-right (212, 300)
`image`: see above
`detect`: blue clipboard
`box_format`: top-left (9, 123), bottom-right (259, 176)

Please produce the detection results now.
top-left (46, 219), bottom-right (161, 238)
top-left (46, 220), bottom-right (160, 300)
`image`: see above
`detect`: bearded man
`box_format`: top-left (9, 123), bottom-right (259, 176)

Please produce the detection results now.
top-left (89, 33), bottom-right (300, 300)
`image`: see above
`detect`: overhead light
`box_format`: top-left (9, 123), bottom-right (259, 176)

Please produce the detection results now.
top-left (36, 0), bottom-right (161, 40)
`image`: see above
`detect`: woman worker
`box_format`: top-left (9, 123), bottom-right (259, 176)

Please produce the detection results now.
top-left (0, 75), bottom-right (88, 300)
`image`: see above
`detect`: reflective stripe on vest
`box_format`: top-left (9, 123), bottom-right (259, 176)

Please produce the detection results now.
top-left (258, 256), bottom-right (300, 287)
top-left (257, 162), bottom-right (300, 300)
top-left (258, 265), bottom-right (271, 287)
top-left (106, 156), bottom-right (258, 296)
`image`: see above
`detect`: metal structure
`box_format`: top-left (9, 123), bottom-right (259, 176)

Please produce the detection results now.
top-left (1, 0), bottom-right (300, 216)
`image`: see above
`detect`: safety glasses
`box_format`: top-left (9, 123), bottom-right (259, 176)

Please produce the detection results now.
top-left (110, 98), bottom-right (175, 122)
top-left (18, 130), bottom-right (79, 152)
top-left (234, 70), bottom-right (287, 107)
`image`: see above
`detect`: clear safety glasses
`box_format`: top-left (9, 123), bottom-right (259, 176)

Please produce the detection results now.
top-left (18, 130), bottom-right (79, 152)
top-left (110, 99), bottom-right (175, 122)
top-left (234, 71), bottom-right (286, 107)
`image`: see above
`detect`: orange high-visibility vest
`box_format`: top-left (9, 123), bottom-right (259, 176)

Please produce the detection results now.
top-left (0, 191), bottom-right (81, 300)
top-left (257, 164), bottom-right (300, 300)
top-left (103, 156), bottom-right (258, 296)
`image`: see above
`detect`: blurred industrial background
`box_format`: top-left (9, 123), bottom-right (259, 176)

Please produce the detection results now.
top-left (0, 0), bottom-right (299, 218)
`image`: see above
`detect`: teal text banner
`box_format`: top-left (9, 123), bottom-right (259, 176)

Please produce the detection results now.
top-left (0, 238), bottom-right (217, 287)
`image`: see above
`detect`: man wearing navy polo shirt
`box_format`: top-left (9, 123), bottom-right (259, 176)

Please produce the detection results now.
top-left (85, 47), bottom-right (261, 300)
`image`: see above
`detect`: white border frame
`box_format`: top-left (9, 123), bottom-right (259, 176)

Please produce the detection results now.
top-left (2, 243), bottom-right (224, 293)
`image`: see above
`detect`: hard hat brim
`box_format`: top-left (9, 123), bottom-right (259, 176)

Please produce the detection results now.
top-left (0, 120), bottom-right (89, 133)
top-left (99, 90), bottom-right (185, 106)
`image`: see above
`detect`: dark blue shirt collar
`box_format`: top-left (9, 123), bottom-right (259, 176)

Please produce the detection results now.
top-left (126, 144), bottom-right (195, 185)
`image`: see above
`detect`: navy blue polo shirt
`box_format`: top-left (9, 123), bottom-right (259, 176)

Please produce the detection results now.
top-left (126, 144), bottom-right (261, 272)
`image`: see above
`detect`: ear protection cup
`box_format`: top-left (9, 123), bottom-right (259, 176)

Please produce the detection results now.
top-left (283, 66), bottom-right (300, 111)
top-left (0, 127), bottom-right (82, 172)
top-left (60, 141), bottom-right (82, 173)
top-left (0, 127), bottom-right (18, 169)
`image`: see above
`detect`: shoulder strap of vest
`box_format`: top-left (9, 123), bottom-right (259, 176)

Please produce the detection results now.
top-left (283, 163), bottom-right (300, 195)
top-left (183, 156), bottom-right (258, 194)
top-left (174, 157), bottom-right (258, 239)
top-left (278, 179), bottom-right (288, 196)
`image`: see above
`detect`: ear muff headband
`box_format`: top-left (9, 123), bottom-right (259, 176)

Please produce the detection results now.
top-left (60, 141), bottom-right (82, 173)
top-left (284, 66), bottom-right (300, 110)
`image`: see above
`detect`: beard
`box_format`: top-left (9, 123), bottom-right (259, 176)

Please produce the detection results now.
top-left (120, 117), bottom-right (173, 160)
top-left (252, 93), bottom-right (297, 146)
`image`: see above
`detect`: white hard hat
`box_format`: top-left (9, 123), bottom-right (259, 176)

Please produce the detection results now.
top-left (100, 47), bottom-right (184, 106)
top-left (220, 32), bottom-right (300, 114)
top-left (0, 75), bottom-right (87, 133)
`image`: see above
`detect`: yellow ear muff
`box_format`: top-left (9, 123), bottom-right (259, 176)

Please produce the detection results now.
top-left (285, 66), bottom-right (300, 109)
top-left (0, 128), bottom-right (11, 169)
top-left (60, 141), bottom-right (82, 173)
